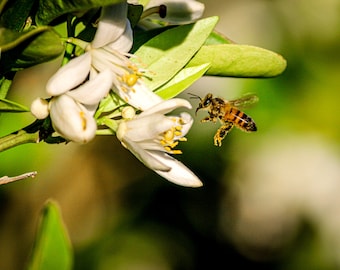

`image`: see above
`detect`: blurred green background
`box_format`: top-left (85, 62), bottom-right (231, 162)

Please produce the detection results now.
top-left (1, 0), bottom-right (340, 269)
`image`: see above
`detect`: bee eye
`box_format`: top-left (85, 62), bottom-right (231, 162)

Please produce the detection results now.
top-left (203, 99), bottom-right (211, 107)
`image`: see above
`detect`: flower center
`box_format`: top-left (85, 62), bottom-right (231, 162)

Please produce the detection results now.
top-left (160, 123), bottom-right (186, 154)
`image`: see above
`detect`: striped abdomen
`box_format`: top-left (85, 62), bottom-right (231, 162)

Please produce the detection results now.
top-left (224, 107), bottom-right (257, 132)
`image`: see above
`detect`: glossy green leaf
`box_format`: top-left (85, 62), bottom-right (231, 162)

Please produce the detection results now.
top-left (0, 28), bottom-right (64, 74)
top-left (187, 44), bottom-right (287, 77)
top-left (128, 3), bottom-right (144, 28)
top-left (132, 27), bottom-right (227, 53)
top-left (0, 76), bottom-right (13, 98)
top-left (155, 63), bottom-right (210, 99)
top-left (0, 0), bottom-right (35, 31)
top-left (36, 0), bottom-right (124, 25)
top-left (15, 29), bottom-right (64, 65)
top-left (0, 98), bottom-right (29, 112)
top-left (134, 16), bottom-right (219, 90)
top-left (96, 91), bottom-right (125, 115)
top-left (0, 26), bottom-right (50, 52)
top-left (204, 30), bottom-right (232, 45)
top-left (28, 200), bottom-right (73, 270)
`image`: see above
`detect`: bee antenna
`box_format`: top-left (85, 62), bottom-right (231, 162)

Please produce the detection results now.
top-left (188, 92), bottom-right (202, 100)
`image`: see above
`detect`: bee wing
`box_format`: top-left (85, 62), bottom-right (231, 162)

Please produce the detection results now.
top-left (228, 94), bottom-right (259, 108)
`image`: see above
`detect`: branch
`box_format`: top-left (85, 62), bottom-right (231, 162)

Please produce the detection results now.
top-left (0, 171), bottom-right (37, 185)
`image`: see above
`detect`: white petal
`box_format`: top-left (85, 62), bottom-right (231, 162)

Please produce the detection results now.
top-left (151, 151), bottom-right (203, 187)
top-left (46, 53), bottom-right (91, 96)
top-left (138, 98), bottom-right (192, 117)
top-left (175, 112), bottom-right (193, 137)
top-left (121, 136), bottom-right (171, 171)
top-left (113, 79), bottom-right (163, 110)
top-left (91, 2), bottom-right (128, 48)
top-left (49, 95), bottom-right (97, 143)
top-left (106, 20), bottom-right (133, 53)
top-left (146, 0), bottom-right (205, 24)
top-left (117, 115), bottom-right (174, 142)
top-left (67, 69), bottom-right (113, 105)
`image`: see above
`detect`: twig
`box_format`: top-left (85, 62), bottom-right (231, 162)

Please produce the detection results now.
top-left (0, 171), bottom-right (37, 185)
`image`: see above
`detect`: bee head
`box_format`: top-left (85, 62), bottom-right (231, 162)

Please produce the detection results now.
top-left (188, 93), bottom-right (214, 115)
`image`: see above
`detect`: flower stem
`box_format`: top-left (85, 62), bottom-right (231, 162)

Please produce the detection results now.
top-left (0, 129), bottom-right (39, 152)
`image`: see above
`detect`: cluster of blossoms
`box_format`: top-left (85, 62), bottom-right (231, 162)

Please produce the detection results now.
top-left (31, 0), bottom-right (204, 187)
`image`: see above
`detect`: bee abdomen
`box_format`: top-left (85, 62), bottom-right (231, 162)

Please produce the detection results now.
top-left (227, 109), bottom-right (257, 132)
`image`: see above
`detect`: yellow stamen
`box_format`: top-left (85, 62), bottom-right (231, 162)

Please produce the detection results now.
top-left (122, 73), bottom-right (138, 87)
top-left (174, 131), bottom-right (182, 136)
top-left (163, 129), bottom-right (174, 141)
top-left (80, 111), bottom-right (86, 130)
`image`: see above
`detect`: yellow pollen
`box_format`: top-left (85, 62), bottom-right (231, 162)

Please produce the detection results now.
top-left (179, 137), bottom-right (187, 142)
top-left (163, 129), bottom-right (174, 141)
top-left (122, 73), bottom-right (138, 87)
top-left (174, 131), bottom-right (182, 136)
top-left (160, 127), bottom-right (186, 155)
top-left (169, 141), bottom-right (178, 148)
top-left (160, 140), bottom-right (167, 146)
top-left (179, 118), bottom-right (186, 125)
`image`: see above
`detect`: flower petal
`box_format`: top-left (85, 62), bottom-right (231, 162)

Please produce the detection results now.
top-left (91, 2), bottom-right (128, 48)
top-left (138, 98), bottom-right (192, 117)
top-left (106, 20), bottom-right (133, 53)
top-left (67, 69), bottom-right (113, 105)
top-left (175, 112), bottom-right (193, 137)
top-left (151, 151), bottom-right (203, 187)
top-left (121, 136), bottom-right (171, 171)
top-left (117, 115), bottom-right (174, 142)
top-left (46, 52), bottom-right (91, 96)
top-left (49, 95), bottom-right (97, 143)
top-left (113, 79), bottom-right (163, 111)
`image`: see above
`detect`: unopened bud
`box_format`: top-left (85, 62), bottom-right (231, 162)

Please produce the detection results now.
top-left (30, 98), bottom-right (49, 119)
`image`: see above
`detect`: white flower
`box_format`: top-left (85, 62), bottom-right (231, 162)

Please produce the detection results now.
top-left (117, 98), bottom-right (202, 187)
top-left (49, 70), bottom-right (113, 143)
top-left (139, 0), bottom-right (205, 25)
top-left (48, 2), bottom-right (162, 111)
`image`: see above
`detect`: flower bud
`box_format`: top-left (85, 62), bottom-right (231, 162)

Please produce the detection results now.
top-left (30, 97), bottom-right (49, 119)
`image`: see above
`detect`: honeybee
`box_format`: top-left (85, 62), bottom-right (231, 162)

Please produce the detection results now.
top-left (190, 93), bottom-right (258, 146)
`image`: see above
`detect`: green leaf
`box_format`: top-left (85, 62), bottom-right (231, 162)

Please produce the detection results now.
top-left (128, 3), bottom-right (144, 28)
top-left (131, 26), bottom-right (174, 53)
top-left (155, 63), bottom-right (210, 99)
top-left (0, 98), bottom-right (29, 112)
top-left (204, 30), bottom-right (232, 45)
top-left (132, 27), bottom-right (229, 53)
top-left (0, 0), bottom-right (35, 31)
top-left (0, 26), bottom-right (50, 52)
top-left (28, 200), bottom-right (73, 270)
top-left (134, 16), bottom-right (219, 90)
top-left (0, 28), bottom-right (64, 74)
top-left (36, 0), bottom-right (125, 25)
top-left (0, 76), bottom-right (13, 98)
top-left (187, 44), bottom-right (287, 78)
top-left (96, 91), bottom-right (125, 116)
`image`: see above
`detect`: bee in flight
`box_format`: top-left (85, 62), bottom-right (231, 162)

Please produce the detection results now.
top-left (190, 93), bottom-right (258, 146)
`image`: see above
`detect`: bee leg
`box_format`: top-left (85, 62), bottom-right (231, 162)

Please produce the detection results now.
top-left (214, 122), bottom-right (233, 146)
top-left (201, 116), bottom-right (218, 123)
top-left (200, 116), bottom-right (211, 123)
